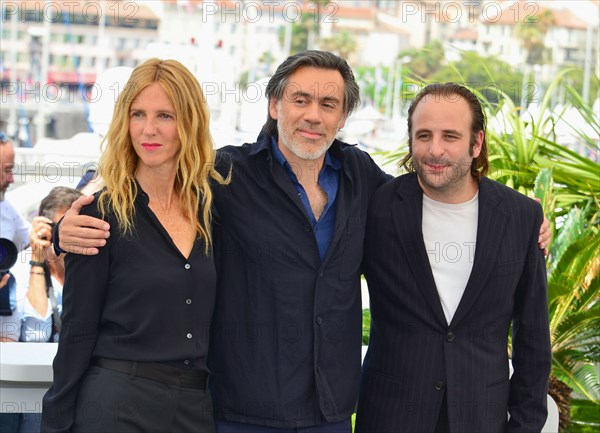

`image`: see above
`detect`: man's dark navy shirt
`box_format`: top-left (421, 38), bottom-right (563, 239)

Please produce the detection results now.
top-left (210, 132), bottom-right (391, 428)
top-left (270, 137), bottom-right (340, 261)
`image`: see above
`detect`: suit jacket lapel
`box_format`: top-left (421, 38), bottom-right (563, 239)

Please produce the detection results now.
top-left (451, 178), bottom-right (509, 326)
top-left (270, 161), bottom-right (312, 221)
top-left (326, 168), bottom-right (349, 263)
top-left (393, 174), bottom-right (448, 328)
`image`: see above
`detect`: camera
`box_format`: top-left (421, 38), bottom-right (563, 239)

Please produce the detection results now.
top-left (0, 238), bottom-right (18, 276)
top-left (42, 222), bottom-right (57, 241)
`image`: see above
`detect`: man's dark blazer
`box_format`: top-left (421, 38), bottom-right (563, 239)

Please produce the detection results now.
top-left (355, 173), bottom-right (551, 433)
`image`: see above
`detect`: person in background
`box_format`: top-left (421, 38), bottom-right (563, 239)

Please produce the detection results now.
top-left (0, 129), bottom-right (30, 433)
top-left (355, 83), bottom-right (551, 433)
top-left (42, 58), bottom-right (228, 433)
top-left (0, 131), bottom-right (30, 252)
top-left (15, 187), bottom-right (82, 342)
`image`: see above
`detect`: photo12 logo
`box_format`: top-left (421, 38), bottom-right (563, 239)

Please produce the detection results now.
top-left (396, 1), bottom-right (541, 24)
top-left (198, 1), bottom-right (339, 24)
top-left (2, 1), bottom-right (140, 25)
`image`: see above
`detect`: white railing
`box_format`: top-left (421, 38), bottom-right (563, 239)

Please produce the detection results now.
top-left (0, 342), bottom-right (56, 414)
top-left (1, 342), bottom-right (559, 433)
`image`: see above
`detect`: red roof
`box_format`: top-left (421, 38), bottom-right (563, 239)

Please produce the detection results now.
top-left (480, 0), bottom-right (589, 30)
top-left (553, 8), bottom-right (588, 30)
top-left (48, 71), bottom-right (96, 84)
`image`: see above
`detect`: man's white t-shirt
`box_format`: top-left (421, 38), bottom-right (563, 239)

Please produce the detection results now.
top-left (422, 192), bottom-right (478, 325)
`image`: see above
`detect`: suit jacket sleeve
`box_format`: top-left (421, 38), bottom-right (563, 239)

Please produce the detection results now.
top-left (41, 197), bottom-right (110, 433)
top-left (506, 203), bottom-right (552, 433)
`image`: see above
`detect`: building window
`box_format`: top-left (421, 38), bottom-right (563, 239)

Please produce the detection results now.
top-left (564, 48), bottom-right (577, 62)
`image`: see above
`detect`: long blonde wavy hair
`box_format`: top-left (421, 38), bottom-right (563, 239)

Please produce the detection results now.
top-left (97, 58), bottom-right (228, 254)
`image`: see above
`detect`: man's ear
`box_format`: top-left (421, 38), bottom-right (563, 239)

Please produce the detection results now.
top-left (338, 113), bottom-right (348, 130)
top-left (269, 98), bottom-right (278, 120)
top-left (472, 130), bottom-right (484, 158)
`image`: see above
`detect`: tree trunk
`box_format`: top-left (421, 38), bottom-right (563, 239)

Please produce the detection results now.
top-left (548, 375), bottom-right (572, 431)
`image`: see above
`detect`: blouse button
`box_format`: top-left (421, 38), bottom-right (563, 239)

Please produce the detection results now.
top-left (184, 263), bottom-right (191, 270)
top-left (186, 299), bottom-right (192, 305)
top-left (186, 333), bottom-right (192, 339)
top-left (184, 360), bottom-right (190, 365)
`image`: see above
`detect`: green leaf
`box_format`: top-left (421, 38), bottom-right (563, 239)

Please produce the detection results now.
top-left (553, 354), bottom-right (600, 401)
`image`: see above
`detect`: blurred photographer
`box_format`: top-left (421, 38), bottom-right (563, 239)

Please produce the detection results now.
top-left (0, 131), bottom-right (31, 433)
top-left (0, 130), bottom-right (30, 341)
top-left (14, 187), bottom-right (82, 343)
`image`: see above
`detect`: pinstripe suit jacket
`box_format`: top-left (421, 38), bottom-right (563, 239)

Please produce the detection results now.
top-left (355, 173), bottom-right (551, 433)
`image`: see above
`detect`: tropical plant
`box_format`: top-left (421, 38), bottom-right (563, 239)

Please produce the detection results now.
top-left (354, 65), bottom-right (391, 109)
top-left (277, 0), bottom-right (329, 54)
top-left (320, 30), bottom-right (358, 60)
top-left (484, 71), bottom-right (599, 213)
top-left (398, 39), bottom-right (446, 79)
top-left (481, 70), bottom-right (600, 424)
top-left (362, 308), bottom-right (371, 346)
top-left (514, 7), bottom-right (556, 66)
top-left (471, 77), bottom-right (600, 430)
top-left (430, 51), bottom-right (525, 105)
top-left (533, 170), bottom-right (600, 430)
top-left (556, 67), bottom-right (600, 106)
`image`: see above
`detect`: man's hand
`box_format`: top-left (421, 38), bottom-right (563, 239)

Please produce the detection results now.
top-left (59, 195), bottom-right (110, 255)
top-left (30, 216), bottom-right (53, 262)
top-left (539, 217), bottom-right (550, 254)
top-left (534, 198), bottom-right (551, 255)
top-left (0, 273), bottom-right (9, 289)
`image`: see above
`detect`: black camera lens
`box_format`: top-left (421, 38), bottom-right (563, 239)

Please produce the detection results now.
top-left (0, 238), bottom-right (18, 273)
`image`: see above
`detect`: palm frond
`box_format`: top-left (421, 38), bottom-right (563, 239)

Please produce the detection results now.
top-left (552, 353), bottom-right (600, 401)
top-left (547, 234), bottom-right (599, 305)
top-left (552, 307), bottom-right (600, 349)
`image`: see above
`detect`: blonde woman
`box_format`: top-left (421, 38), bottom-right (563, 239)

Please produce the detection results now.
top-left (42, 59), bottom-right (227, 433)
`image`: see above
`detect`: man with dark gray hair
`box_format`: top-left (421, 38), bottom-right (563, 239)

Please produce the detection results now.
top-left (207, 51), bottom-right (390, 432)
